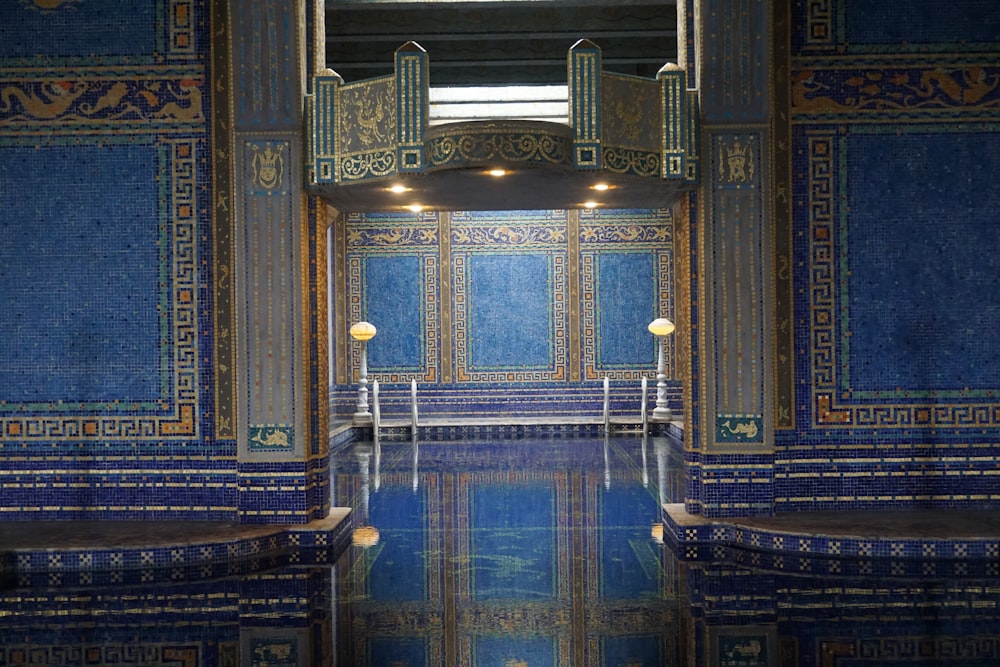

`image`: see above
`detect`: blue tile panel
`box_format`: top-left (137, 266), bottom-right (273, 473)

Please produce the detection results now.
top-left (596, 252), bottom-right (656, 367)
top-left (237, 457), bottom-right (331, 523)
top-left (365, 255), bottom-right (425, 370)
top-left (0, 0), bottom-right (238, 523)
top-left (845, 131), bottom-right (1000, 394)
top-left (663, 509), bottom-right (1000, 566)
top-left (468, 253), bottom-right (553, 369)
top-left (780, 0), bottom-right (1000, 517)
top-left (0, 144), bottom-right (162, 402)
top-left (844, 0), bottom-right (999, 49)
top-left (4, 524), bottom-right (348, 589)
top-left (794, 0), bottom-right (1000, 54)
top-left (0, 0), bottom-right (160, 59)
top-left (337, 207), bottom-right (677, 417)
top-left (684, 449), bottom-right (775, 518)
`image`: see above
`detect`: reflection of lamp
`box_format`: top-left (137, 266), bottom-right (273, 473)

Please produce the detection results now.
top-left (352, 525), bottom-right (380, 548)
top-left (352, 444), bottom-right (380, 548)
top-left (647, 317), bottom-right (676, 421)
top-left (350, 321), bottom-right (377, 423)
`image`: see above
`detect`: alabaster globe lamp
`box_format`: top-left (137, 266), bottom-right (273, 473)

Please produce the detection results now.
top-left (349, 321), bottom-right (377, 422)
top-left (647, 317), bottom-right (675, 420)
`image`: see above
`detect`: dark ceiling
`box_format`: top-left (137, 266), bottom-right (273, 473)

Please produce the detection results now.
top-left (319, 1), bottom-right (683, 212)
top-left (325, 1), bottom-right (679, 86)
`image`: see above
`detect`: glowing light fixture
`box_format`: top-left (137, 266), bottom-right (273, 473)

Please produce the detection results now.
top-left (583, 201), bottom-right (600, 209)
top-left (350, 321), bottom-right (377, 422)
top-left (592, 183), bottom-right (611, 191)
top-left (406, 204), bottom-right (424, 213)
top-left (647, 317), bottom-right (676, 420)
top-left (487, 168), bottom-right (507, 177)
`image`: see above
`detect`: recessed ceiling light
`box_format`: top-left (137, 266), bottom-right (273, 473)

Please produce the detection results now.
top-left (583, 201), bottom-right (600, 209)
top-left (487, 168), bottom-right (507, 177)
top-left (592, 183), bottom-right (611, 191)
top-left (388, 184), bottom-right (409, 193)
top-left (406, 204), bottom-right (424, 213)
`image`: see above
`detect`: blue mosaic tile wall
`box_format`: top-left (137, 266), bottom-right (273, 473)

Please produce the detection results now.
top-left (331, 208), bottom-right (679, 420)
top-left (778, 0), bottom-right (1000, 512)
top-left (0, 1), bottom-right (235, 520)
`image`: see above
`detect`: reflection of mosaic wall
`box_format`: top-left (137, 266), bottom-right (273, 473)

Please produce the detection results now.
top-left (0, 1), bottom-right (231, 519)
top-left (681, 554), bottom-right (1000, 667)
top-left (333, 439), bottom-right (674, 664)
top-left (332, 208), bottom-right (676, 418)
top-left (0, 569), bottom-right (331, 665)
top-left (778, 0), bottom-right (1000, 512)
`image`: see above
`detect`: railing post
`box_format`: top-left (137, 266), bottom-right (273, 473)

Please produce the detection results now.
top-left (603, 376), bottom-right (610, 433)
top-left (372, 379), bottom-right (381, 445)
top-left (640, 376), bottom-right (648, 432)
top-left (411, 379), bottom-right (419, 434)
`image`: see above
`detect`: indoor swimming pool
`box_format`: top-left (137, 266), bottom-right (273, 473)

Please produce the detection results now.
top-left (2, 433), bottom-right (999, 665)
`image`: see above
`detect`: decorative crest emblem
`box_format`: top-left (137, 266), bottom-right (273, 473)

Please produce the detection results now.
top-left (251, 142), bottom-right (284, 192)
top-left (720, 137), bottom-right (755, 183)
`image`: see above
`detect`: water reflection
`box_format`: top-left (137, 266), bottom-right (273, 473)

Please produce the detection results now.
top-left (2, 435), bottom-right (999, 665)
top-left (334, 434), bottom-right (679, 666)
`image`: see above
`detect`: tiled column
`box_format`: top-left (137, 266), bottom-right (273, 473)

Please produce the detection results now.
top-left (228, 0), bottom-right (330, 523)
top-left (687, 0), bottom-right (775, 517)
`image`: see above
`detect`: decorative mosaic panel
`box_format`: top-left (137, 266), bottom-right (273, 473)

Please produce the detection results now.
top-left (0, 1), bottom-right (230, 520)
top-left (768, 0), bottom-right (1000, 517)
top-left (337, 75), bottom-right (397, 181)
top-left (708, 131), bottom-right (766, 450)
top-left (578, 208), bottom-right (674, 382)
top-left (0, 139), bottom-right (200, 442)
top-left (451, 211), bottom-right (569, 383)
top-left (601, 73), bottom-right (662, 177)
top-left (345, 211), bottom-right (441, 384)
top-left (333, 207), bottom-right (677, 417)
top-left (802, 127), bottom-right (1000, 430)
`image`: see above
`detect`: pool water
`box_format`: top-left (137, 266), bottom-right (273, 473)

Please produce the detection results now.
top-left (332, 435), bottom-right (682, 666)
top-left (2, 434), bottom-right (999, 666)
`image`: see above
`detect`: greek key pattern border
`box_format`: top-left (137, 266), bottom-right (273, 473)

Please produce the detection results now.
top-left (346, 254), bottom-right (440, 384)
top-left (808, 131), bottom-right (999, 429)
top-left (452, 251), bottom-right (568, 383)
top-left (2, 139), bottom-right (199, 441)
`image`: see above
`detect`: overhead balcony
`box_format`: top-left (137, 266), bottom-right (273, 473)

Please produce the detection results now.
top-left (306, 40), bottom-right (698, 212)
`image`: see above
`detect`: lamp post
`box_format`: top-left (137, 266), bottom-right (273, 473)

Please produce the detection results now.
top-left (350, 321), bottom-right (377, 423)
top-left (647, 317), bottom-right (675, 421)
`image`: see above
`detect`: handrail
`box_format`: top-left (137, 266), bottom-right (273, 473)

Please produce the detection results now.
top-left (640, 376), bottom-right (648, 432)
top-left (372, 379), bottom-right (381, 445)
top-left (603, 376), bottom-right (610, 433)
top-left (410, 379), bottom-right (419, 434)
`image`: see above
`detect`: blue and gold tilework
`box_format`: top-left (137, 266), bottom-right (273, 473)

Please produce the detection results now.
top-left (773, 0), bottom-right (1000, 514)
top-left (333, 207), bottom-right (677, 419)
top-left (0, 0), bottom-right (231, 521)
top-left (0, 568), bottom-right (332, 665)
